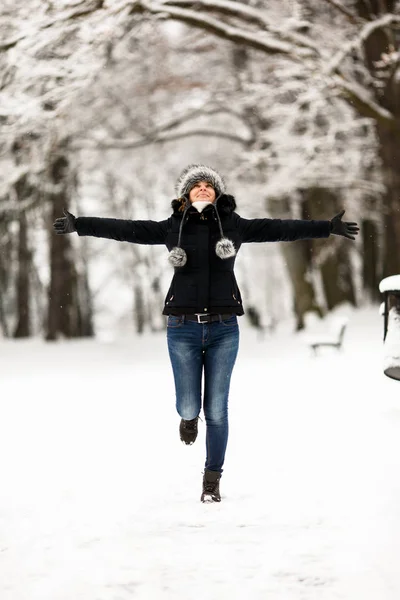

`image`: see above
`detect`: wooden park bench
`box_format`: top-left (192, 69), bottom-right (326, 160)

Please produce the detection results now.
top-left (308, 318), bottom-right (348, 356)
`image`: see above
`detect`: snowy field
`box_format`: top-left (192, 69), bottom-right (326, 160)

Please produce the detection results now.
top-left (1, 306), bottom-right (400, 600)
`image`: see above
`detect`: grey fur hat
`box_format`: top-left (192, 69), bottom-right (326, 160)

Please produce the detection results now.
top-left (169, 164), bottom-right (236, 268)
top-left (175, 164), bottom-right (226, 199)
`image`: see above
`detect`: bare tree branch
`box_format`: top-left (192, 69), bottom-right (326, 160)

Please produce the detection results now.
top-left (326, 14), bottom-right (400, 75)
top-left (42, 0), bottom-right (105, 29)
top-left (86, 97), bottom-right (255, 144)
top-left (163, 0), bottom-right (272, 28)
top-left (135, 1), bottom-right (314, 59)
top-left (72, 128), bottom-right (253, 149)
top-left (333, 74), bottom-right (396, 124)
top-left (157, 105), bottom-right (254, 136)
top-left (163, 0), bottom-right (321, 53)
top-left (320, 13), bottom-right (400, 123)
top-left (103, 89), bottom-right (149, 137)
top-left (0, 35), bottom-right (23, 52)
top-left (0, 0), bottom-right (106, 52)
top-left (321, 0), bottom-right (363, 24)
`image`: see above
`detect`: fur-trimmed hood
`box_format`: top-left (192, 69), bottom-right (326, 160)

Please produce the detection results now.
top-left (170, 194), bottom-right (237, 217)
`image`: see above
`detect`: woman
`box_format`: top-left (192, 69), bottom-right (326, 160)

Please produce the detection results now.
top-left (54, 164), bottom-right (359, 503)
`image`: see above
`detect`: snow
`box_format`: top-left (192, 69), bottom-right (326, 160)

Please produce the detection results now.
top-left (304, 316), bottom-right (348, 346)
top-left (379, 275), bottom-right (400, 293)
top-left (1, 306), bottom-right (400, 599)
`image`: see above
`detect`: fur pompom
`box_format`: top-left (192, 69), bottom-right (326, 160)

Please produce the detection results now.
top-left (168, 246), bottom-right (187, 267)
top-left (215, 238), bottom-right (236, 259)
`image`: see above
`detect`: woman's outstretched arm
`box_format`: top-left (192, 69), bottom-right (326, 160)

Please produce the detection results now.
top-left (234, 210), bottom-right (359, 243)
top-left (54, 209), bottom-right (170, 245)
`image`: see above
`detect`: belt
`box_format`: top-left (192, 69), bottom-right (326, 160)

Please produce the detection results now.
top-left (183, 313), bottom-right (234, 323)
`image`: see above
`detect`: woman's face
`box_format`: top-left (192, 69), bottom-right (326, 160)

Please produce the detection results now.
top-left (188, 180), bottom-right (216, 203)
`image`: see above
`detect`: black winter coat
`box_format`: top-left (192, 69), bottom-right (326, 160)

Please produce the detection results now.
top-left (76, 195), bottom-right (331, 316)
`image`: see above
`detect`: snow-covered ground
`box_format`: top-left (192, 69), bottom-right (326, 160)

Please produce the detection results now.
top-left (1, 306), bottom-right (400, 600)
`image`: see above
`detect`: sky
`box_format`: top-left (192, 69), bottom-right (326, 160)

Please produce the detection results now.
top-left (1, 305), bottom-right (400, 600)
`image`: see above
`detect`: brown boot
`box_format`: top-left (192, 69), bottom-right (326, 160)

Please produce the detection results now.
top-left (201, 469), bottom-right (221, 503)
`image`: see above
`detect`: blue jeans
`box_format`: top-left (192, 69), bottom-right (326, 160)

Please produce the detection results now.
top-left (167, 315), bottom-right (240, 473)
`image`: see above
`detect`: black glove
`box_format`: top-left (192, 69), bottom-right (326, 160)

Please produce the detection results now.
top-left (53, 209), bottom-right (77, 234)
top-left (330, 210), bottom-right (359, 240)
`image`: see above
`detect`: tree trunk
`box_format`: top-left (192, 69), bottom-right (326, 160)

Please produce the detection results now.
top-left (148, 273), bottom-right (166, 332)
top-left (134, 283), bottom-right (145, 334)
top-left (268, 196), bottom-right (323, 329)
top-left (319, 243), bottom-right (357, 310)
top-left (280, 241), bottom-right (323, 330)
top-left (77, 264), bottom-right (95, 337)
top-left (13, 210), bottom-right (31, 337)
top-left (362, 218), bottom-right (380, 302)
top-left (354, 0), bottom-right (400, 277)
top-left (11, 173), bottom-right (35, 338)
top-left (46, 153), bottom-right (91, 340)
top-left (0, 212), bottom-right (11, 337)
top-left (376, 124), bottom-right (400, 278)
top-left (302, 188), bottom-right (357, 310)
top-left (47, 196), bottom-right (79, 340)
